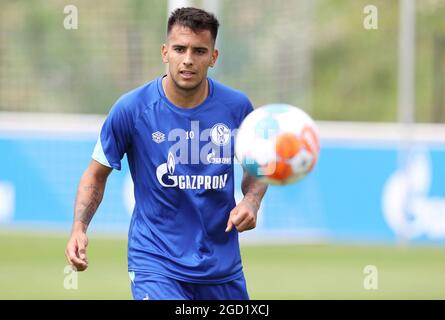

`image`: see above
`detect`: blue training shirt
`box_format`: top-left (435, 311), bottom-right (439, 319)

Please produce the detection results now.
top-left (92, 76), bottom-right (253, 284)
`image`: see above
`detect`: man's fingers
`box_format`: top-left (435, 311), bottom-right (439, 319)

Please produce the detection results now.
top-left (78, 245), bottom-right (87, 261)
top-left (225, 208), bottom-right (237, 232)
top-left (65, 249), bottom-right (72, 266)
top-left (231, 212), bottom-right (245, 226)
top-left (226, 209), bottom-right (256, 233)
top-left (75, 263), bottom-right (88, 272)
top-left (235, 216), bottom-right (255, 233)
top-left (66, 239), bottom-right (88, 269)
top-left (225, 220), bottom-right (233, 233)
top-left (65, 245), bottom-right (77, 264)
top-left (67, 247), bottom-right (87, 269)
top-left (226, 200), bottom-right (259, 234)
top-left (65, 233), bottom-right (89, 272)
top-left (76, 236), bottom-right (88, 261)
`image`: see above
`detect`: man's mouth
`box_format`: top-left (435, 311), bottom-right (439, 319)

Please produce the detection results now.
top-left (179, 70), bottom-right (196, 78)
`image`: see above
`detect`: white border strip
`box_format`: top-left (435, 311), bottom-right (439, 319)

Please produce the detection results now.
top-left (0, 112), bottom-right (105, 136)
top-left (1, 112), bottom-right (445, 143)
top-left (319, 121), bottom-right (445, 143)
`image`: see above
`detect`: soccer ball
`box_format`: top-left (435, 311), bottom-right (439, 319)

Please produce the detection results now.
top-left (235, 104), bottom-right (320, 185)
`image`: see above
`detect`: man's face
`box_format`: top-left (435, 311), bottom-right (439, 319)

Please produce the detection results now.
top-left (161, 25), bottom-right (218, 91)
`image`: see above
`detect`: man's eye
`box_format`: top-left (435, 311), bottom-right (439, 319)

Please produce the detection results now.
top-left (174, 48), bottom-right (184, 53)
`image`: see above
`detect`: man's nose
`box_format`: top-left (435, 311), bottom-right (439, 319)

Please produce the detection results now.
top-left (182, 50), bottom-right (193, 66)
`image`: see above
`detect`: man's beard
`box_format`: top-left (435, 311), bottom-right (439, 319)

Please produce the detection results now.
top-left (170, 71), bottom-right (204, 92)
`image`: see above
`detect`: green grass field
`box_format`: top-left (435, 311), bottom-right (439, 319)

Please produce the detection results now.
top-left (0, 230), bottom-right (444, 299)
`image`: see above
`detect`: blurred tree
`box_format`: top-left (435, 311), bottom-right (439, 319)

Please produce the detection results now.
top-left (0, 0), bottom-right (444, 122)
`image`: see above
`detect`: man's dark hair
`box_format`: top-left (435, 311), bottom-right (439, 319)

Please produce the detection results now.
top-left (167, 7), bottom-right (219, 43)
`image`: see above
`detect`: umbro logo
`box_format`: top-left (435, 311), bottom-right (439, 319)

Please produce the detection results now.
top-left (152, 131), bottom-right (165, 143)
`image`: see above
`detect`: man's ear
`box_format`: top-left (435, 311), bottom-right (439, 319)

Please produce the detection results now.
top-left (210, 48), bottom-right (219, 67)
top-left (161, 44), bottom-right (168, 64)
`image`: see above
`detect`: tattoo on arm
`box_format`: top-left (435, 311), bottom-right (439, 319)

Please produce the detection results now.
top-left (74, 183), bottom-right (104, 226)
top-left (241, 172), bottom-right (268, 211)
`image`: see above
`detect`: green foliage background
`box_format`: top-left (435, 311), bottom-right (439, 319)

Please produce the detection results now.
top-left (0, 0), bottom-right (444, 121)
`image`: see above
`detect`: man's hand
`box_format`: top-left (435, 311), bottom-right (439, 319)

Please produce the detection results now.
top-left (65, 160), bottom-right (111, 272)
top-left (225, 197), bottom-right (259, 233)
top-left (226, 170), bottom-right (268, 233)
top-left (65, 228), bottom-right (89, 271)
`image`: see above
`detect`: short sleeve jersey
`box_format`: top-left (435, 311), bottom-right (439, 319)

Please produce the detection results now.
top-left (93, 76), bottom-right (253, 284)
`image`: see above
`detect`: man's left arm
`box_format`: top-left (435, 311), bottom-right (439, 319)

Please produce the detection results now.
top-left (226, 170), bottom-right (268, 233)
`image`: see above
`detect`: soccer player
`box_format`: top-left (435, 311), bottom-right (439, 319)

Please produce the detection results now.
top-left (65, 7), bottom-right (268, 300)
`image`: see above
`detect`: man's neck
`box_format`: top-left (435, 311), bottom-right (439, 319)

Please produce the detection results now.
top-left (162, 75), bottom-right (209, 108)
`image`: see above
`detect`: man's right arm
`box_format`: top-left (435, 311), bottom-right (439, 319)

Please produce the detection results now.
top-left (65, 159), bottom-right (112, 271)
